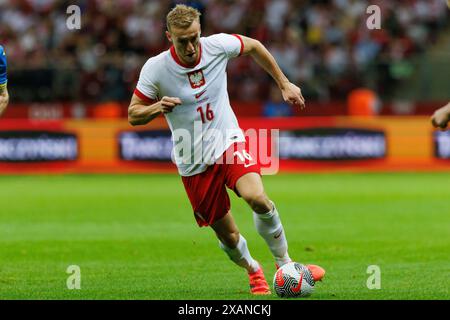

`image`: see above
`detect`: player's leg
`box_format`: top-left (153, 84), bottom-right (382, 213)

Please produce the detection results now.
top-left (181, 164), bottom-right (271, 294)
top-left (211, 210), bottom-right (271, 294)
top-left (235, 172), bottom-right (292, 267)
top-left (235, 172), bottom-right (325, 281)
top-left (210, 211), bottom-right (259, 273)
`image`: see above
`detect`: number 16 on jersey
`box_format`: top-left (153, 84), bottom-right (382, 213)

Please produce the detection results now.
top-left (197, 103), bottom-right (214, 123)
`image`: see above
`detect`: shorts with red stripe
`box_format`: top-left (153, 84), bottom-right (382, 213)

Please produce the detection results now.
top-left (181, 142), bottom-right (261, 227)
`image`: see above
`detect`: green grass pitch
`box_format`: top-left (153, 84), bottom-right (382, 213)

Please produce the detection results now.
top-left (0, 173), bottom-right (449, 300)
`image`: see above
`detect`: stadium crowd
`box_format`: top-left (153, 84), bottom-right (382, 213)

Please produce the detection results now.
top-left (0, 0), bottom-right (448, 103)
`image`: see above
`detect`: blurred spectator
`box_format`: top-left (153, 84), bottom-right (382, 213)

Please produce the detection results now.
top-left (0, 0), bottom-right (448, 104)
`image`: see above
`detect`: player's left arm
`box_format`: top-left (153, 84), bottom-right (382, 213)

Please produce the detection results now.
top-left (0, 45), bottom-right (9, 116)
top-left (431, 102), bottom-right (450, 130)
top-left (238, 36), bottom-right (305, 109)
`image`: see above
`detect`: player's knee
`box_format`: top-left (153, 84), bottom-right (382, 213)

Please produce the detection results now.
top-left (221, 230), bottom-right (240, 249)
top-left (245, 192), bottom-right (272, 214)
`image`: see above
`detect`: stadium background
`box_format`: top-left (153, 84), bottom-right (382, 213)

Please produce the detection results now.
top-left (0, 0), bottom-right (449, 300)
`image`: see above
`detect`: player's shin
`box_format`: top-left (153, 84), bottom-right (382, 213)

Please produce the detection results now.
top-left (219, 234), bottom-right (260, 273)
top-left (253, 201), bottom-right (291, 267)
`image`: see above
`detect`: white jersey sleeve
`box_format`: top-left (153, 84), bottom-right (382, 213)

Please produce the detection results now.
top-left (206, 33), bottom-right (244, 60)
top-left (135, 57), bottom-right (161, 100)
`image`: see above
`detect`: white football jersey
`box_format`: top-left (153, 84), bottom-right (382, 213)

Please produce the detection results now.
top-left (135, 33), bottom-right (246, 176)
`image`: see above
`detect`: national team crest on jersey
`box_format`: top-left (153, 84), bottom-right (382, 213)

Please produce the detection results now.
top-left (187, 69), bottom-right (206, 89)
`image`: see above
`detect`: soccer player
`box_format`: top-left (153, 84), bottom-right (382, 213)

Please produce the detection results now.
top-left (0, 45), bottom-right (9, 116)
top-left (128, 5), bottom-right (325, 295)
top-left (431, 102), bottom-right (450, 129)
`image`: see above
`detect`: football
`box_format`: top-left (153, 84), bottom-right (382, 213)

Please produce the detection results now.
top-left (273, 262), bottom-right (315, 298)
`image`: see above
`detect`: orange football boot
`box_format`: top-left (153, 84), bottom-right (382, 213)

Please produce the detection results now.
top-left (275, 262), bottom-right (326, 282)
top-left (248, 266), bottom-right (271, 295)
top-left (305, 264), bottom-right (326, 282)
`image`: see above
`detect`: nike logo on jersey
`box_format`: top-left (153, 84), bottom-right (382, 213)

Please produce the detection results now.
top-left (195, 90), bottom-right (206, 99)
top-left (274, 230), bottom-right (283, 239)
top-left (244, 162), bottom-right (256, 168)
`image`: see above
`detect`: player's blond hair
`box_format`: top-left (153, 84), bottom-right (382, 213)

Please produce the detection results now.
top-left (166, 4), bottom-right (201, 31)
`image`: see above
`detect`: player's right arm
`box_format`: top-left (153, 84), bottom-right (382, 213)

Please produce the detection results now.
top-left (129, 56), bottom-right (182, 126)
top-left (128, 94), bottom-right (182, 126)
top-left (0, 45), bottom-right (9, 116)
top-left (431, 102), bottom-right (450, 130)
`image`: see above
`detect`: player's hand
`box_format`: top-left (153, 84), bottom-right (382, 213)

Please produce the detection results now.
top-left (158, 96), bottom-right (182, 114)
top-left (281, 82), bottom-right (306, 110)
top-left (431, 103), bottom-right (450, 130)
top-left (0, 87), bottom-right (8, 116)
